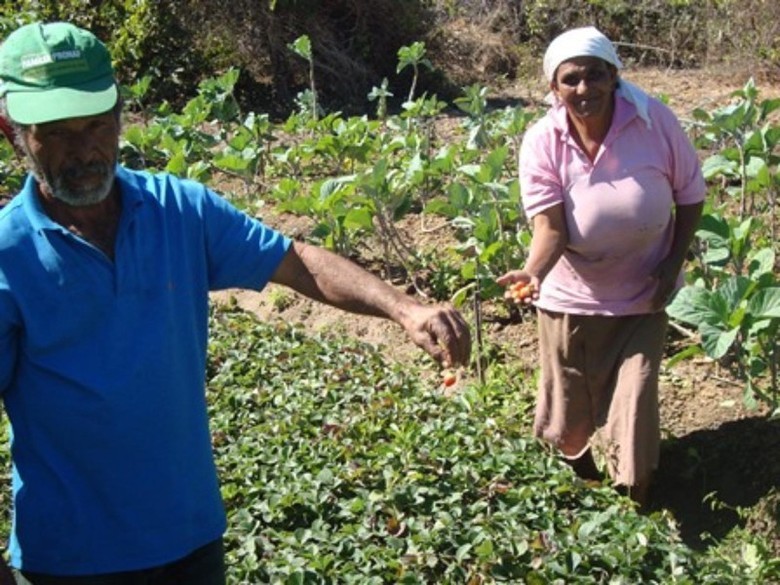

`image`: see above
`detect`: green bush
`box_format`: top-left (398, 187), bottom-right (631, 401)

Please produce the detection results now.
top-left (0, 0), bottom-right (207, 108)
top-left (3, 0), bottom-right (778, 115)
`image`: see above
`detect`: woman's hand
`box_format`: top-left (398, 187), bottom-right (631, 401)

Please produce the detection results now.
top-left (497, 270), bottom-right (541, 305)
top-left (650, 202), bottom-right (704, 311)
top-left (649, 257), bottom-right (681, 311)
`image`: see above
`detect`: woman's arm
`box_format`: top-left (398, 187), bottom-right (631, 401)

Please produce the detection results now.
top-left (650, 201), bottom-right (704, 309)
top-left (497, 204), bottom-right (568, 294)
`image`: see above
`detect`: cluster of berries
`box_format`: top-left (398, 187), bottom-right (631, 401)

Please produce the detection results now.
top-left (504, 281), bottom-right (536, 304)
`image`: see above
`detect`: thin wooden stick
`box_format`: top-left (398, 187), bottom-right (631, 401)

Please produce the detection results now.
top-left (613, 41), bottom-right (672, 55)
top-left (668, 319), bottom-right (697, 340)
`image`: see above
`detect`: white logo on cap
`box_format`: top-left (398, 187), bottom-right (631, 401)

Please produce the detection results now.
top-left (21, 50), bottom-right (82, 70)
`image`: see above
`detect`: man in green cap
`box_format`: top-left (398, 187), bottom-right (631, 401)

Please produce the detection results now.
top-left (0, 21), bottom-right (471, 584)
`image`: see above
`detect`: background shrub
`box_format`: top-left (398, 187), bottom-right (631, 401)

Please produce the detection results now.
top-left (2, 0), bottom-right (778, 119)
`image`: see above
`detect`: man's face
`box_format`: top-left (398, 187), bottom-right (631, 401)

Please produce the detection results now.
top-left (20, 109), bottom-right (120, 207)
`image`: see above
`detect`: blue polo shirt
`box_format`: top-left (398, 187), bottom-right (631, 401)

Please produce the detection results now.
top-left (0, 166), bottom-right (291, 574)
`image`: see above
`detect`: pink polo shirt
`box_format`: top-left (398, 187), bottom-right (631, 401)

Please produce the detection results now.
top-left (520, 88), bottom-right (706, 316)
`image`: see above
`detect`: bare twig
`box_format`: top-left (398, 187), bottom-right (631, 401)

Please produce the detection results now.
top-left (668, 319), bottom-right (698, 340)
top-left (613, 41), bottom-right (673, 55)
top-left (473, 277), bottom-right (485, 385)
top-left (420, 220), bottom-right (452, 234)
top-left (710, 375), bottom-right (745, 389)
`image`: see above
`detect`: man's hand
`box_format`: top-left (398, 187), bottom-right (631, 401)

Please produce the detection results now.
top-left (0, 555), bottom-right (15, 585)
top-left (400, 303), bottom-right (471, 367)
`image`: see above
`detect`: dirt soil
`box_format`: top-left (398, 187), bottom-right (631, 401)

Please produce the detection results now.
top-left (212, 65), bottom-right (780, 554)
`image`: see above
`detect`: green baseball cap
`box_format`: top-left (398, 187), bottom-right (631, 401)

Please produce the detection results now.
top-left (0, 22), bottom-right (118, 125)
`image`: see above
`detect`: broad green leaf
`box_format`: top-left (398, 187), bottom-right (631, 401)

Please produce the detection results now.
top-left (484, 146), bottom-right (509, 180)
top-left (667, 286), bottom-right (717, 327)
top-left (702, 247), bottom-right (730, 266)
top-left (451, 281), bottom-right (476, 308)
top-left (431, 145), bottom-right (457, 173)
top-left (186, 161), bottom-right (210, 182)
top-left (213, 153), bottom-right (251, 173)
top-left (289, 35), bottom-right (312, 61)
top-left (455, 543), bottom-right (473, 561)
top-left (319, 176), bottom-right (356, 199)
top-left (743, 132), bottom-right (765, 158)
top-left (744, 157), bottom-right (770, 186)
top-left (316, 467), bottom-right (334, 484)
top-left (719, 276), bottom-right (751, 312)
top-left (457, 164), bottom-right (482, 179)
top-left (747, 318), bottom-right (774, 339)
top-left (732, 217), bottom-right (754, 243)
top-left (423, 199), bottom-right (458, 218)
top-left (343, 207), bottom-right (374, 231)
top-left (122, 125), bottom-right (145, 146)
top-left (747, 248), bottom-right (775, 278)
top-left (696, 214), bottom-right (730, 243)
top-left (699, 323), bottom-right (738, 359)
top-left (447, 182), bottom-right (471, 208)
top-left (165, 151), bottom-right (187, 175)
top-left (405, 152), bottom-right (425, 181)
top-left (747, 287), bottom-right (780, 318)
top-left (476, 538), bottom-right (494, 558)
top-left (701, 154), bottom-right (738, 179)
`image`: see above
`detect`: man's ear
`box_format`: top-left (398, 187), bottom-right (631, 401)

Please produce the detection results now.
top-left (0, 115), bottom-right (15, 145)
top-left (0, 115), bottom-right (24, 158)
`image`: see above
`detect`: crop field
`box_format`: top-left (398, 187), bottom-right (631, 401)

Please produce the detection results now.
top-left (0, 5), bottom-right (779, 581)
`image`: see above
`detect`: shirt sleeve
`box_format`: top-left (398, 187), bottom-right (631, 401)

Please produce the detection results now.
top-left (656, 101), bottom-right (707, 206)
top-left (204, 188), bottom-right (292, 291)
top-left (519, 119), bottom-right (565, 218)
top-left (175, 179), bottom-right (292, 291)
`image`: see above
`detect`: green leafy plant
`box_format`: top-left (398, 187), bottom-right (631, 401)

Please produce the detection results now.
top-left (669, 79), bottom-right (780, 415)
top-left (208, 305), bottom-right (753, 584)
top-left (667, 269), bottom-right (780, 413)
top-left (396, 42), bottom-right (433, 104)
top-left (368, 78), bottom-right (393, 121)
top-left (289, 35), bottom-right (319, 122)
top-left (692, 78), bottom-right (780, 223)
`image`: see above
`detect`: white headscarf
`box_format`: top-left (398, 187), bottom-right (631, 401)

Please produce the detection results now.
top-left (543, 26), bottom-right (651, 128)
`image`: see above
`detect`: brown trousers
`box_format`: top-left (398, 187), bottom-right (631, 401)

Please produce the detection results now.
top-left (534, 309), bottom-right (668, 486)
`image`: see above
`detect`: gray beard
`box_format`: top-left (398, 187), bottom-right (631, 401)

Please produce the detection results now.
top-left (32, 161), bottom-right (116, 207)
top-left (48, 162), bottom-right (116, 207)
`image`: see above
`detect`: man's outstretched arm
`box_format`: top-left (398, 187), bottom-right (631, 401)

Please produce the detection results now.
top-left (271, 241), bottom-right (471, 367)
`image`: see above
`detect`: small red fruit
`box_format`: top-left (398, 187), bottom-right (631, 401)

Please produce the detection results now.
top-left (507, 281), bottom-right (535, 304)
top-left (441, 371), bottom-right (457, 387)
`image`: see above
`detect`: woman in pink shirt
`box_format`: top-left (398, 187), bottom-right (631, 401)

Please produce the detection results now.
top-left (499, 27), bottom-right (705, 507)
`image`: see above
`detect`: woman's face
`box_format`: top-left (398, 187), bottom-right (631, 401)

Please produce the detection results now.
top-left (552, 56), bottom-right (618, 122)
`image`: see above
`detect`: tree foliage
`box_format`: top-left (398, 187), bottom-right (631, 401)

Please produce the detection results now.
top-left (2, 0), bottom-right (778, 122)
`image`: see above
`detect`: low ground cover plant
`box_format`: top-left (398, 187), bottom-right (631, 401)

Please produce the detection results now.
top-left (207, 306), bottom-right (779, 583)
